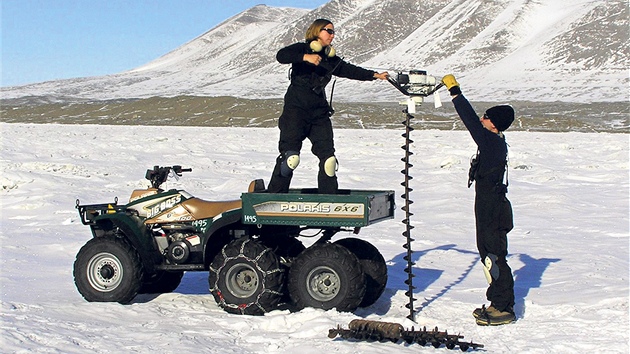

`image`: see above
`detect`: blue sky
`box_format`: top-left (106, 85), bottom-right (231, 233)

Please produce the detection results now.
top-left (1, 0), bottom-right (327, 87)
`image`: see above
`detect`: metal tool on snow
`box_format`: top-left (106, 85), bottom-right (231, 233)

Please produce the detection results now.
top-left (329, 319), bottom-right (484, 351)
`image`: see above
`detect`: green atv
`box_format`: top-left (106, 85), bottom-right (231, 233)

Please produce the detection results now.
top-left (74, 165), bottom-right (395, 315)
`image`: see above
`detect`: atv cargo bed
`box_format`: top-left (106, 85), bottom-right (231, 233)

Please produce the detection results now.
top-left (241, 189), bottom-right (395, 227)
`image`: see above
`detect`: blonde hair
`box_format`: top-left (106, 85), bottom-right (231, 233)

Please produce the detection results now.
top-left (305, 19), bottom-right (332, 41)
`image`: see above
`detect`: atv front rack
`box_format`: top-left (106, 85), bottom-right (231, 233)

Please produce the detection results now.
top-left (329, 319), bottom-right (484, 351)
top-left (75, 198), bottom-right (123, 225)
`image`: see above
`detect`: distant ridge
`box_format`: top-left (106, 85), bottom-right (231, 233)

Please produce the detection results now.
top-left (2, 0), bottom-right (628, 103)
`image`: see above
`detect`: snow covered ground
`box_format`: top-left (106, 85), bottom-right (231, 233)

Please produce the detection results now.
top-left (1, 122), bottom-right (628, 353)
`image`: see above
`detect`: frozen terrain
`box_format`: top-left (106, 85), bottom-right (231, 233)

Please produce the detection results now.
top-left (1, 122), bottom-right (628, 353)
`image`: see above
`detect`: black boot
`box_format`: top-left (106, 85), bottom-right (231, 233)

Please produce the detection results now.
top-left (317, 172), bottom-right (338, 194)
top-left (267, 157), bottom-right (292, 193)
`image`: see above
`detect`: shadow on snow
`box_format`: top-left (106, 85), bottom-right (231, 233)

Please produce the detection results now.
top-left (382, 243), bottom-right (560, 319)
top-left (133, 247), bottom-right (560, 320)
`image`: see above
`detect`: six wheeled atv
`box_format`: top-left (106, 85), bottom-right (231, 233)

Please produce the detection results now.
top-left (74, 165), bottom-right (395, 315)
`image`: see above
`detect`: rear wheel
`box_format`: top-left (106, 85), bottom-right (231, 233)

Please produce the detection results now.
top-left (209, 238), bottom-right (284, 315)
top-left (258, 234), bottom-right (306, 306)
top-left (73, 236), bottom-right (143, 303)
top-left (334, 238), bottom-right (387, 307)
top-left (288, 243), bottom-right (365, 312)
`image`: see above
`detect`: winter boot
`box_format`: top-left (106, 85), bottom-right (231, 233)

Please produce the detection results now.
top-left (474, 305), bottom-right (515, 326)
top-left (472, 304), bottom-right (492, 319)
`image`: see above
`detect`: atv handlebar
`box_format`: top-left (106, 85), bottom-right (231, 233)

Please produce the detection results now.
top-left (172, 166), bottom-right (192, 175)
top-left (146, 165), bottom-right (192, 189)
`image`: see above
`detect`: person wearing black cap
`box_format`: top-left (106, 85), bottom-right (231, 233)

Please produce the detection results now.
top-left (442, 74), bottom-right (516, 326)
top-left (267, 18), bottom-right (389, 194)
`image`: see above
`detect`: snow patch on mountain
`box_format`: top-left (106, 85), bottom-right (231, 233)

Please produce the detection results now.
top-left (1, 0), bottom-right (627, 103)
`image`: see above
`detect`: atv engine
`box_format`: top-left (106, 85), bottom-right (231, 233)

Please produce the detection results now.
top-left (152, 225), bottom-right (203, 264)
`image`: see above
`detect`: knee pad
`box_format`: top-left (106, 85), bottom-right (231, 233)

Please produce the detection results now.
top-left (280, 151), bottom-right (300, 177)
top-left (322, 156), bottom-right (337, 177)
top-left (482, 253), bottom-right (499, 284)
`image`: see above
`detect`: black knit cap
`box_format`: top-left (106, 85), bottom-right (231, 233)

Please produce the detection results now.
top-left (485, 105), bottom-right (514, 131)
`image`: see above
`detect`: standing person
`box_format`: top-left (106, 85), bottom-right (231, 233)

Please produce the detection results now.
top-left (442, 74), bottom-right (516, 326)
top-left (267, 18), bottom-right (389, 194)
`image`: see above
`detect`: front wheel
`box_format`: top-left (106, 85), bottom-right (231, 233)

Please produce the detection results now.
top-left (208, 238), bottom-right (284, 315)
top-left (288, 243), bottom-right (365, 312)
top-left (73, 236), bottom-right (144, 303)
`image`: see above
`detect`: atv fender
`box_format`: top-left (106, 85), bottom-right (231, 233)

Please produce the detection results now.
top-left (202, 209), bottom-right (243, 266)
top-left (92, 213), bottom-right (162, 272)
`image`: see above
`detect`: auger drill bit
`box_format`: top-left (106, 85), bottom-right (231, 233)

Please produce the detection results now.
top-left (401, 109), bottom-right (417, 321)
top-left (329, 320), bottom-right (484, 352)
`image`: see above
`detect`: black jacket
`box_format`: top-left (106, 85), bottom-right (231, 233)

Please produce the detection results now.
top-left (452, 94), bottom-right (508, 192)
top-left (277, 42), bottom-right (376, 111)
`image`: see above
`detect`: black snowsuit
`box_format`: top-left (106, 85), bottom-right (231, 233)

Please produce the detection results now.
top-left (267, 42), bottom-right (377, 194)
top-left (453, 94), bottom-right (515, 312)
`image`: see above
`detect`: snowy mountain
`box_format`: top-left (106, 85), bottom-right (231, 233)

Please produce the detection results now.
top-left (2, 0), bottom-right (628, 103)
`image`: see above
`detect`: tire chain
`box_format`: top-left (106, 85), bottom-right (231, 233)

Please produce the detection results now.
top-left (209, 238), bottom-right (283, 315)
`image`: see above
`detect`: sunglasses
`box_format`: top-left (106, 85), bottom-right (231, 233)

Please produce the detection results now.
top-left (320, 28), bottom-right (335, 35)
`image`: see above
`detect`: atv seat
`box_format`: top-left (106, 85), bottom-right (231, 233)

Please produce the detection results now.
top-left (164, 180), bottom-right (265, 220)
top-left (248, 179), bottom-right (266, 193)
top-left (181, 199), bottom-right (242, 220)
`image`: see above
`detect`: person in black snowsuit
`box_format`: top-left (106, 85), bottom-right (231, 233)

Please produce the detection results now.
top-left (442, 74), bottom-right (516, 326)
top-left (267, 18), bottom-right (388, 194)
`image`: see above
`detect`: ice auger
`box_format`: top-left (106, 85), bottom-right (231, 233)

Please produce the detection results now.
top-left (400, 105), bottom-right (417, 321)
top-left (389, 70), bottom-right (443, 321)
top-left (326, 73), bottom-right (483, 352)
